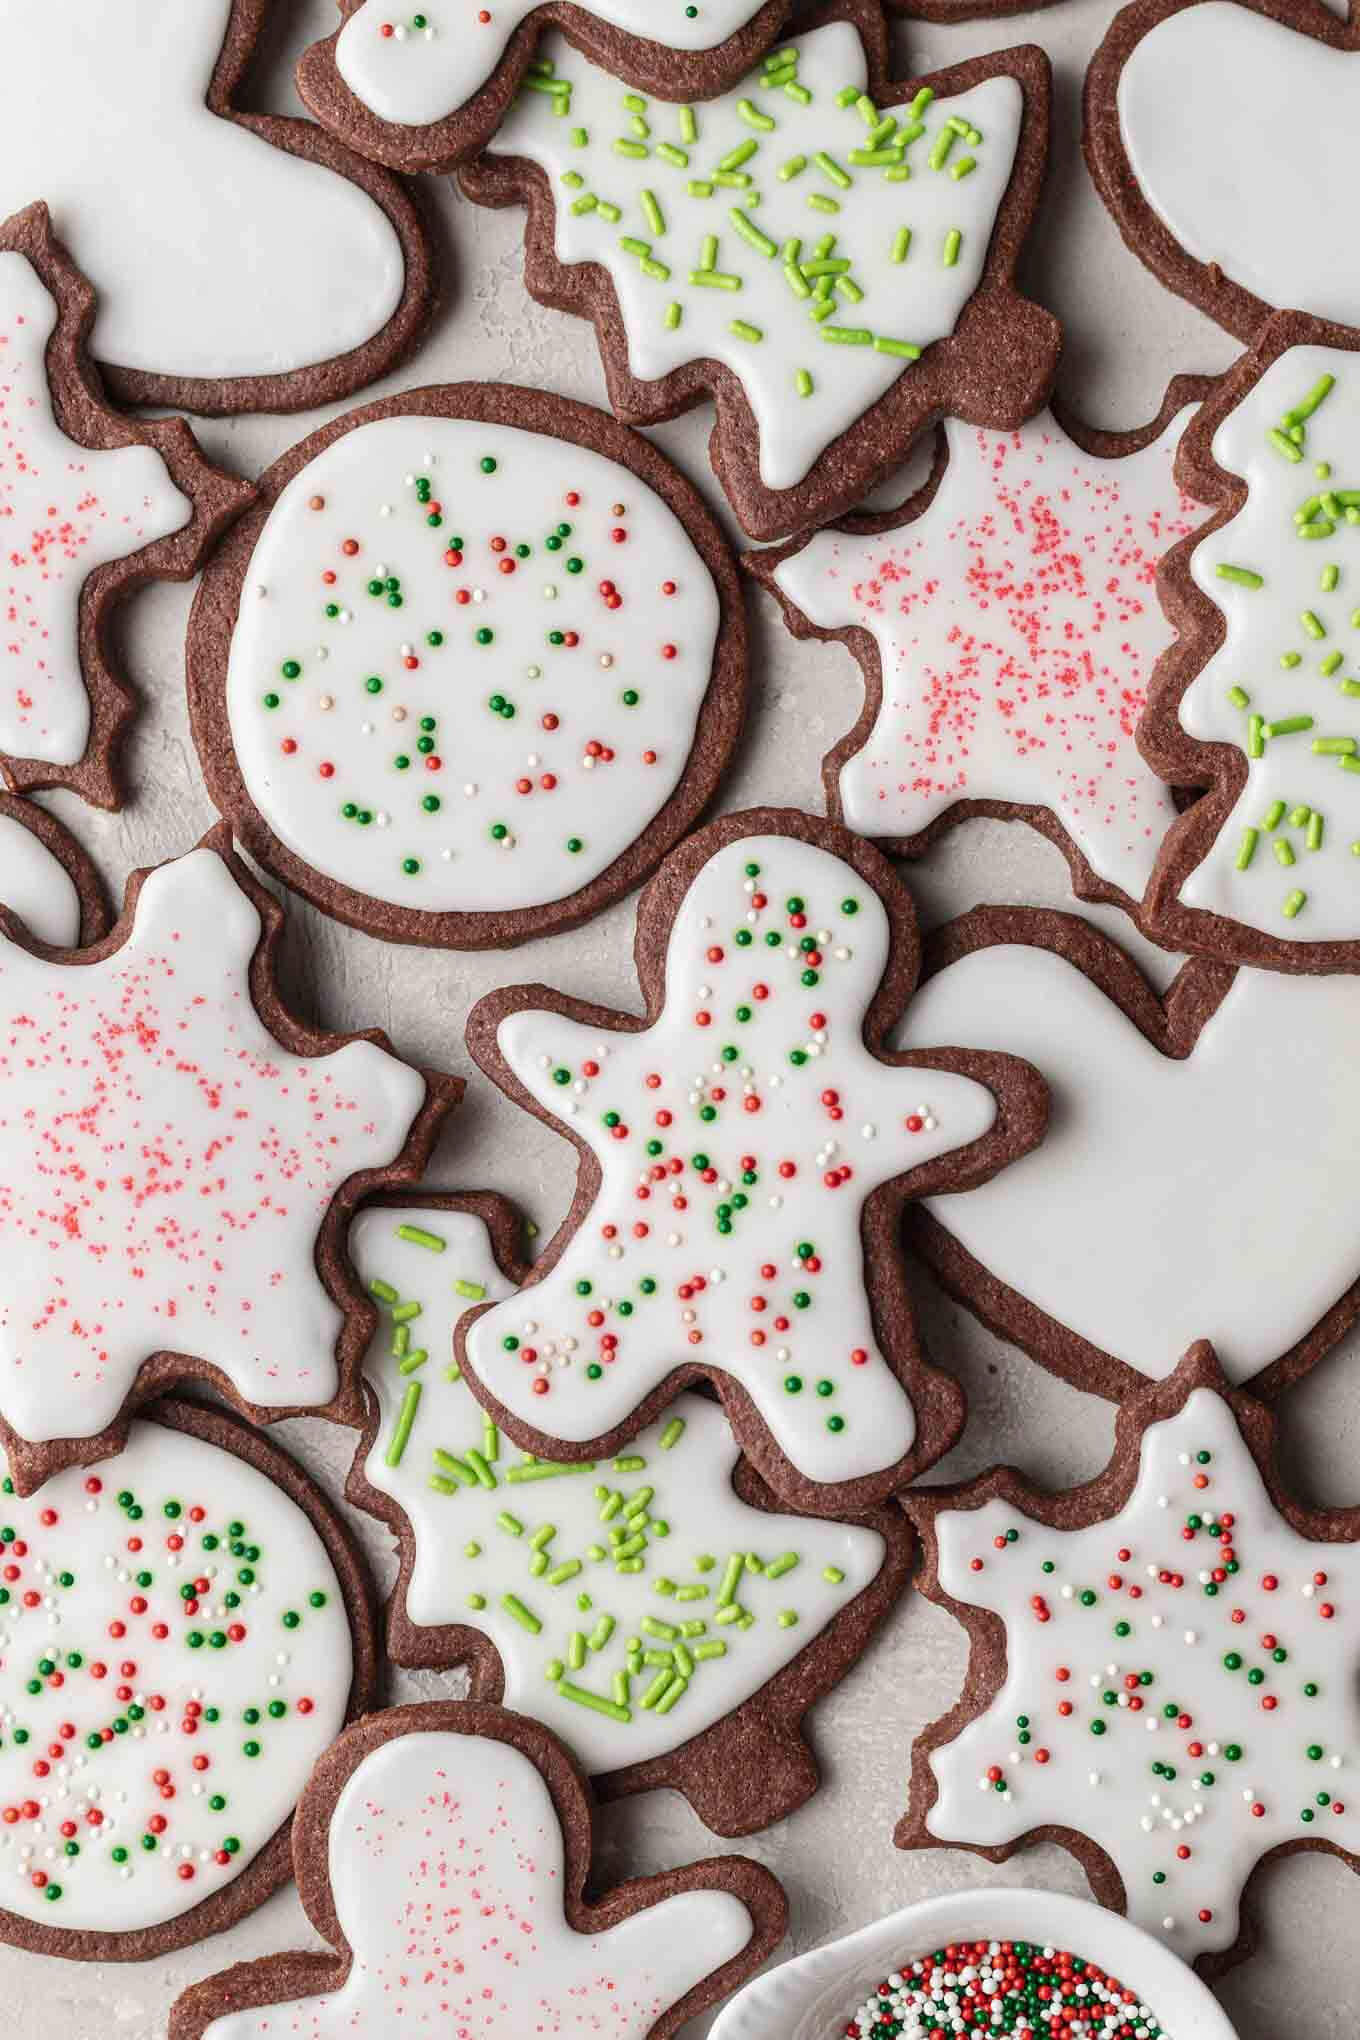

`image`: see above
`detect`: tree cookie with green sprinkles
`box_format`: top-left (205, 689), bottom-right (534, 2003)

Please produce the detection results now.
top-left (345, 1192), bottom-right (915, 1835)
top-left (900, 1340), bottom-right (1360, 1980)
top-left (168, 1699), bottom-right (787, 2040)
top-left (459, 0), bottom-right (1059, 540)
top-left (1138, 315), bottom-right (1360, 967)
top-left (453, 806), bottom-right (1050, 1517)
top-left (187, 383), bottom-right (746, 950)
top-left (0, 1397), bottom-right (377, 1964)
top-left (298, 0), bottom-right (795, 175)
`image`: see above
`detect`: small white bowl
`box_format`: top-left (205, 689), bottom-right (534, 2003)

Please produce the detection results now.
top-left (710, 1886), bottom-right (1238, 2040)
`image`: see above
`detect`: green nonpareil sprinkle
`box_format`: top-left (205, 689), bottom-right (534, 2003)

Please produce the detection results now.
top-left (680, 105), bottom-right (697, 144)
top-left (1269, 429), bottom-right (1303, 462)
top-left (665, 300), bottom-right (683, 328)
top-left (453, 1278), bottom-right (486, 1301)
top-left (640, 189), bottom-right (665, 235)
top-left (1282, 374), bottom-right (1335, 428)
top-left (1227, 685), bottom-right (1251, 709)
top-left (1301, 610), bottom-right (1327, 639)
top-left (1248, 715), bottom-right (1265, 758)
top-left (1323, 564), bottom-right (1341, 593)
top-left (814, 150), bottom-right (851, 189)
top-left (1264, 715), bottom-right (1314, 736)
top-left (434, 1450), bottom-right (476, 1487)
top-left (1274, 837), bottom-right (1296, 868)
top-left (942, 227), bottom-right (962, 267)
top-left (1216, 564), bottom-right (1264, 588)
top-left (1282, 889), bottom-right (1307, 919)
top-left (1308, 812), bottom-right (1325, 852)
top-left (556, 1679), bottom-right (630, 1723)
top-left (1264, 799), bottom-right (1288, 831)
top-left (1320, 652), bottom-right (1343, 676)
top-left (1235, 827), bottom-right (1259, 871)
top-left (369, 1278), bottom-right (398, 1305)
top-left (796, 367), bottom-right (814, 397)
top-left (1314, 737), bottom-right (1357, 754)
top-left (731, 209), bottom-right (778, 257)
top-left (501, 1593), bottom-right (541, 1633)
top-left (891, 226), bottom-right (912, 264)
top-left (730, 318), bottom-right (764, 342)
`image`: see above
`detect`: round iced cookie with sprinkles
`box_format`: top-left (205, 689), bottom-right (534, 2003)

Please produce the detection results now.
top-left (297, 0), bottom-right (794, 176)
top-left (189, 386), bottom-right (746, 949)
top-left (0, 1399), bottom-right (376, 1962)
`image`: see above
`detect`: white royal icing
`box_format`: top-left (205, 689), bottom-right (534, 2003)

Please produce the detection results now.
top-left (0, 815), bottom-right (81, 949)
top-left (0, 845), bottom-right (426, 1448)
top-left (899, 943), bottom-right (1360, 1383)
top-left (1173, 345), bottom-right (1360, 940)
top-left (353, 1204), bottom-right (886, 1773)
top-left (0, 254), bottom-right (190, 771)
top-left (224, 414), bottom-right (721, 917)
top-left (337, 0), bottom-right (772, 128)
top-left (0, 0), bottom-right (406, 381)
top-left (926, 1386), bottom-right (1360, 1959)
top-left (491, 25), bottom-right (1023, 493)
top-left (1118, 4), bottom-right (1360, 330)
top-left (465, 832), bottom-right (997, 1488)
top-left (203, 1727), bottom-right (756, 2037)
top-left (774, 407), bottom-right (1200, 901)
top-left (0, 1419), bottom-right (352, 1934)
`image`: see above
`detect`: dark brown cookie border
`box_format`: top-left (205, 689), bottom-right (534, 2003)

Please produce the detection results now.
top-left (0, 793), bottom-right (110, 947)
top-left (0, 823), bottom-right (461, 1496)
top-left (167, 1698), bottom-right (789, 2040)
top-left (0, 1394), bottom-right (381, 1965)
top-left (0, 204), bottom-right (255, 810)
top-left (186, 382), bottom-right (749, 951)
top-left (347, 1191), bottom-right (917, 1836)
top-left (745, 373), bottom-right (1216, 931)
top-left (297, 0), bottom-right (795, 176)
top-left (89, 0), bottom-right (437, 416)
top-left (1138, 312), bottom-right (1360, 968)
top-left (898, 1340), bottom-right (1360, 1983)
top-left (459, 0), bottom-right (1061, 542)
top-left (905, 899), bottom-right (1360, 1401)
top-left (452, 804), bottom-right (1049, 1517)
top-left (1084, 0), bottom-right (1359, 347)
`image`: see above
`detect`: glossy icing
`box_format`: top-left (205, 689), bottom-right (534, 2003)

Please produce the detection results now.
top-left (0, 845), bottom-right (426, 1446)
top-left (774, 406), bottom-right (1198, 900)
top-left (490, 24), bottom-right (1022, 492)
top-left (465, 832), bottom-right (997, 1488)
top-left (354, 1204), bottom-right (886, 1771)
top-left (224, 414), bottom-right (721, 916)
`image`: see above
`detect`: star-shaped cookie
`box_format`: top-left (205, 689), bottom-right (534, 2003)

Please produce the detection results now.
top-left (751, 382), bottom-right (1210, 917)
top-left (169, 1700), bottom-right (788, 2040)
top-left (455, 808), bottom-right (1048, 1515)
top-left (901, 1342), bottom-right (1360, 1976)
top-left (347, 1194), bottom-right (914, 1834)
top-left (0, 829), bottom-right (456, 1491)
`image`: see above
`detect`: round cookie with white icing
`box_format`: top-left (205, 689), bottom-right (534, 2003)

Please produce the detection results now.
top-left (1086, 0), bottom-right (1360, 344)
top-left (298, 0), bottom-right (795, 174)
top-left (0, 1397), bottom-right (377, 1963)
top-left (0, 793), bottom-right (108, 951)
top-left (346, 1193), bottom-right (915, 1835)
top-left (168, 1699), bottom-right (788, 2040)
top-left (459, 1), bottom-right (1060, 541)
top-left (454, 807), bottom-right (1050, 1517)
top-left (900, 1342), bottom-right (1360, 1980)
top-left (898, 903), bottom-right (1360, 1403)
top-left (0, 826), bottom-right (458, 1497)
top-left (0, 3), bottom-right (436, 416)
top-left (0, 205), bottom-right (253, 811)
top-left (188, 385), bottom-right (746, 949)
top-left (748, 378), bottom-right (1212, 921)
top-left (1138, 316), bottom-right (1360, 966)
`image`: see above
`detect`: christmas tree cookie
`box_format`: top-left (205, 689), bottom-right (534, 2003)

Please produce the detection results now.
top-left (0, 1399), bottom-right (376, 1961)
top-left (901, 1343), bottom-right (1360, 1976)
top-left (461, 2), bottom-right (1059, 538)
top-left (298, 0), bottom-right (794, 173)
top-left (169, 1700), bottom-right (787, 2038)
top-left (454, 808), bottom-right (1049, 1516)
top-left (188, 384), bottom-right (746, 949)
top-left (1136, 322), bottom-right (1360, 966)
top-left (0, 205), bottom-right (252, 810)
top-left (346, 1194), bottom-right (914, 1834)
top-left (0, 830), bottom-right (456, 1493)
